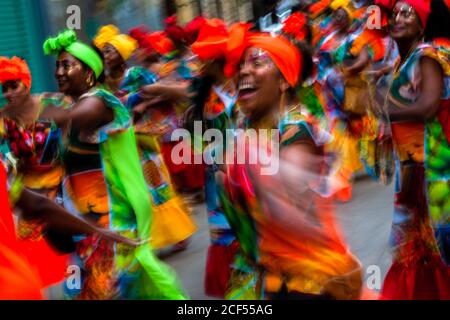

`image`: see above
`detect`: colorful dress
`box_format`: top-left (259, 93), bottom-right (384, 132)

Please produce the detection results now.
top-left (315, 28), bottom-right (366, 201)
top-left (62, 88), bottom-right (186, 300)
top-left (222, 107), bottom-right (362, 300)
top-left (116, 66), bottom-right (196, 250)
top-left (0, 93), bottom-right (71, 288)
top-left (381, 40), bottom-right (450, 300)
top-left (203, 82), bottom-right (240, 298)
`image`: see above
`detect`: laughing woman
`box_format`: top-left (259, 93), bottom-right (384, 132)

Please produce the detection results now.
top-left (41, 30), bottom-right (186, 300)
top-left (220, 30), bottom-right (363, 300)
top-left (381, 0), bottom-right (450, 299)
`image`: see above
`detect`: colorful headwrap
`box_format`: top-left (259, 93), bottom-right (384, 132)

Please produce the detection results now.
top-left (184, 16), bottom-right (207, 45)
top-left (191, 19), bottom-right (229, 61)
top-left (148, 32), bottom-right (176, 55)
top-left (225, 25), bottom-right (302, 87)
top-left (0, 57), bottom-right (32, 89)
top-left (330, 0), bottom-right (355, 20)
top-left (165, 15), bottom-right (186, 44)
top-left (43, 30), bottom-right (104, 79)
top-left (129, 25), bottom-right (155, 56)
top-left (397, 0), bottom-right (431, 27)
top-left (94, 25), bottom-right (138, 61)
top-left (282, 12), bottom-right (309, 42)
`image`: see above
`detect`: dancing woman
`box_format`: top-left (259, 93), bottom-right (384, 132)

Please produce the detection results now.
top-left (381, 0), bottom-right (450, 299)
top-left (41, 29), bottom-right (187, 300)
top-left (219, 30), bottom-right (363, 300)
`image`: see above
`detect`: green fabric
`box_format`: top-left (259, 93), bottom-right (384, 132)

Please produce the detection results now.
top-left (89, 88), bottom-right (186, 299)
top-left (101, 128), bottom-right (187, 299)
top-left (43, 29), bottom-right (103, 79)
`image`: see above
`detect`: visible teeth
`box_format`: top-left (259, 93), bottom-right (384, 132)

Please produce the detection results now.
top-left (239, 80), bottom-right (254, 90)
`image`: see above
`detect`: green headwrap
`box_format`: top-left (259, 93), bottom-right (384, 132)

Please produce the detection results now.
top-left (43, 29), bottom-right (104, 79)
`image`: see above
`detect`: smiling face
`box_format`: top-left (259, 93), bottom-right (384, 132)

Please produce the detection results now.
top-left (101, 43), bottom-right (124, 70)
top-left (389, 2), bottom-right (422, 41)
top-left (237, 47), bottom-right (287, 120)
top-left (55, 51), bottom-right (93, 97)
top-left (1, 79), bottom-right (30, 107)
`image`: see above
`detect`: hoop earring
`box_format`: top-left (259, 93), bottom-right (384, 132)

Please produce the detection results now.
top-left (87, 75), bottom-right (95, 87)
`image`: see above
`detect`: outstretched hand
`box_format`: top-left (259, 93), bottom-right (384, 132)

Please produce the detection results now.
top-left (96, 228), bottom-right (146, 247)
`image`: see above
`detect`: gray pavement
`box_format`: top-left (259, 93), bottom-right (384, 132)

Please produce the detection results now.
top-left (164, 176), bottom-right (395, 299)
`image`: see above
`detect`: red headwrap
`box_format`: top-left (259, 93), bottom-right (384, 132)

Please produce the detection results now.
top-left (0, 57), bottom-right (32, 89)
top-left (165, 15), bottom-right (186, 44)
top-left (191, 19), bottom-right (228, 61)
top-left (184, 16), bottom-right (207, 45)
top-left (148, 31), bottom-right (176, 55)
top-left (129, 25), bottom-right (155, 55)
top-left (398, 0), bottom-right (431, 27)
top-left (282, 12), bottom-right (308, 42)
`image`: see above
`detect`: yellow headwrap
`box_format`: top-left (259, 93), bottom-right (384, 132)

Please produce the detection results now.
top-left (330, 0), bottom-right (354, 21)
top-left (94, 25), bottom-right (138, 61)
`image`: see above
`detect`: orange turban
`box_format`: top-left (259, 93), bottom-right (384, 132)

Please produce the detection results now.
top-left (0, 56), bottom-right (32, 89)
top-left (191, 19), bottom-right (228, 61)
top-left (247, 34), bottom-right (303, 87)
top-left (225, 26), bottom-right (302, 88)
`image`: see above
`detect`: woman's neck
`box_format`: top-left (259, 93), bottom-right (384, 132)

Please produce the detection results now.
top-left (397, 37), bottom-right (421, 61)
top-left (247, 108), bottom-right (278, 130)
top-left (7, 95), bottom-right (39, 125)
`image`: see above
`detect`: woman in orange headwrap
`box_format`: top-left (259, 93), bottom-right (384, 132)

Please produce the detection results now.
top-left (219, 29), bottom-right (363, 300)
top-left (0, 56), bottom-right (71, 291)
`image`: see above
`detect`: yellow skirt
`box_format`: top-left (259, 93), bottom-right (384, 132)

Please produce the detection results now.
top-left (150, 196), bottom-right (197, 249)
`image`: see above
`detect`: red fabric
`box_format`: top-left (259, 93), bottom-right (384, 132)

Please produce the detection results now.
top-left (191, 19), bottom-right (229, 61)
top-left (438, 99), bottom-right (450, 145)
top-left (184, 16), bottom-right (207, 45)
top-left (0, 56), bottom-right (32, 89)
top-left (282, 12), bottom-right (308, 42)
top-left (17, 238), bottom-right (68, 288)
top-left (0, 164), bottom-right (43, 300)
top-left (381, 257), bottom-right (450, 299)
top-left (179, 161), bottom-right (205, 190)
top-left (399, 0), bottom-right (431, 27)
top-left (160, 140), bottom-right (190, 175)
top-left (375, 0), bottom-right (397, 9)
top-left (129, 25), bottom-right (155, 55)
top-left (165, 15), bottom-right (186, 44)
top-left (204, 241), bottom-right (239, 298)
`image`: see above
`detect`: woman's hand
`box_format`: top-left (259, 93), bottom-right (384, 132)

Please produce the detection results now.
top-left (96, 228), bottom-right (144, 247)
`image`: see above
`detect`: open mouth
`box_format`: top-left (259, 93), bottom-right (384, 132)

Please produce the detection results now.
top-left (238, 80), bottom-right (257, 100)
